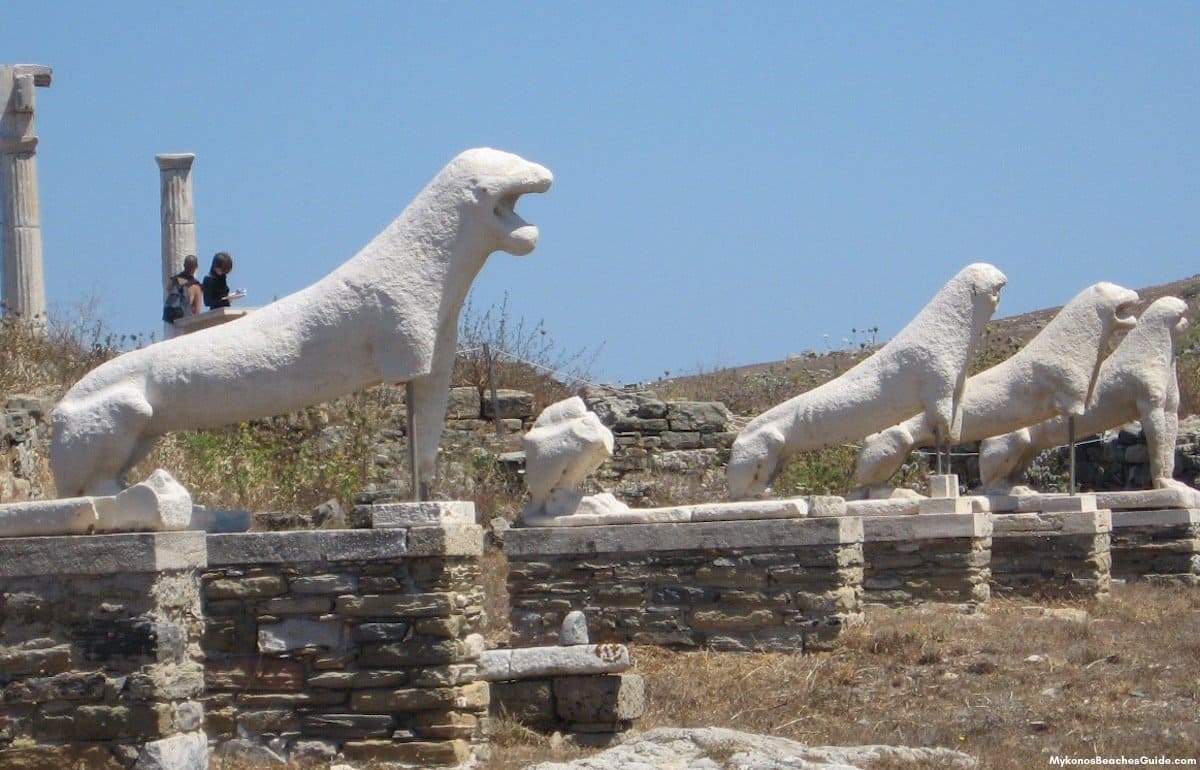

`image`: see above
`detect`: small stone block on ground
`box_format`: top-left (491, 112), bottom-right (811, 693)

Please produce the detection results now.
top-left (553, 674), bottom-right (645, 723)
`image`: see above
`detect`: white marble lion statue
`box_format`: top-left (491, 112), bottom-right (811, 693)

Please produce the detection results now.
top-left (726, 263), bottom-right (1007, 500)
top-left (853, 281), bottom-right (1140, 491)
top-left (978, 295), bottom-right (1189, 492)
top-left (51, 148), bottom-right (552, 496)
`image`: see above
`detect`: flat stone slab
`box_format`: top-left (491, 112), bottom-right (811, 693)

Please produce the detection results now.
top-left (863, 512), bottom-right (991, 542)
top-left (505, 516), bottom-right (863, 557)
top-left (976, 493), bottom-right (1097, 514)
top-left (1094, 487), bottom-right (1200, 511)
top-left (208, 530), bottom-right (408, 565)
top-left (478, 644), bottom-right (631, 682)
top-left (842, 498), bottom-right (920, 517)
top-left (0, 531), bottom-right (207, 577)
top-left (991, 509), bottom-right (1112, 537)
top-left (207, 526), bottom-right (482, 565)
top-left (521, 498), bottom-right (811, 527)
top-left (1110, 508), bottom-right (1200, 528)
top-left (369, 501), bottom-right (475, 528)
top-left (0, 497), bottom-right (98, 537)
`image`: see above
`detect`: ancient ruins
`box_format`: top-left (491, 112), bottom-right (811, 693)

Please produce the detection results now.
top-left (0, 64), bottom-right (1196, 769)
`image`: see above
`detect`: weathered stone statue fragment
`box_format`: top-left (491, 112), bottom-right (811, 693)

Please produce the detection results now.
top-left (854, 282), bottom-right (1141, 490)
top-left (979, 296), bottom-right (1189, 492)
top-left (521, 396), bottom-right (629, 520)
top-left (726, 263), bottom-right (1007, 499)
top-left (51, 148), bottom-right (552, 496)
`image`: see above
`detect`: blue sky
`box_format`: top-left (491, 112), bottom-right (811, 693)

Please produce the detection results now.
top-left (3, 2), bottom-right (1197, 385)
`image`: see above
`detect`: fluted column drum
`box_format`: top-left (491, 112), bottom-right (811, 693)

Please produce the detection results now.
top-left (156, 153), bottom-right (197, 290)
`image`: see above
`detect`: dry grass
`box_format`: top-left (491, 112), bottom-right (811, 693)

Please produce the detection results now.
top-left (623, 583), bottom-right (1200, 770)
top-left (201, 583), bottom-right (1199, 768)
top-left (481, 584), bottom-right (1200, 768)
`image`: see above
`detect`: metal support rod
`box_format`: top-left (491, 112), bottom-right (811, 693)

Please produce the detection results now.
top-left (405, 381), bottom-right (425, 502)
top-left (484, 343), bottom-right (504, 436)
top-left (934, 426), bottom-right (943, 476)
top-left (1068, 415), bottom-right (1077, 496)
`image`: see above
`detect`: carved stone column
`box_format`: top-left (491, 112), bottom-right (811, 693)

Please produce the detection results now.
top-left (156, 153), bottom-right (197, 290)
top-left (0, 65), bottom-right (52, 323)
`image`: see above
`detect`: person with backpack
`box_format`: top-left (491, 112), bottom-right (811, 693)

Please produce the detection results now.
top-left (162, 254), bottom-right (202, 338)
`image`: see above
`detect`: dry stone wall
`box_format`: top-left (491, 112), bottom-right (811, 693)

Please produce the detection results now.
top-left (861, 513), bottom-right (992, 606)
top-left (0, 532), bottom-right (207, 770)
top-left (1110, 509), bottom-right (1200, 585)
top-left (505, 518), bottom-right (864, 653)
top-left (200, 518), bottom-right (488, 767)
top-left (990, 509), bottom-right (1112, 598)
top-left (577, 387), bottom-right (737, 500)
top-left (0, 392), bottom-right (55, 502)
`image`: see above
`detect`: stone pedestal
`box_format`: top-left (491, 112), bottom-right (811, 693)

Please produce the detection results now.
top-left (927, 474), bottom-right (959, 498)
top-left (990, 508), bottom-right (1111, 598)
top-left (0, 65), bottom-right (52, 323)
top-left (202, 509), bottom-right (487, 767)
top-left (861, 512), bottom-right (991, 606)
top-left (1109, 508), bottom-right (1200, 585)
top-left (479, 636), bottom-right (642, 746)
top-left (505, 517), bottom-right (864, 653)
top-left (171, 306), bottom-right (252, 335)
top-left (0, 531), bottom-right (208, 769)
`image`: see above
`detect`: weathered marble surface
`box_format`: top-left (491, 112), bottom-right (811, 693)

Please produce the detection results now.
top-left (728, 263), bottom-right (1006, 500)
top-left (980, 296), bottom-right (1190, 492)
top-left (0, 469), bottom-right (192, 538)
top-left (521, 396), bottom-right (628, 520)
top-left (522, 727), bottom-right (977, 770)
top-left (51, 148), bottom-right (552, 497)
top-left (520, 498), bottom-right (811, 527)
top-left (855, 282), bottom-right (1140, 489)
top-left (478, 644), bottom-right (631, 681)
top-left (1096, 487), bottom-right (1200, 511)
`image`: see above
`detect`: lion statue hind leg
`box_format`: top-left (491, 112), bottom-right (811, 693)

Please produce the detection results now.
top-left (51, 387), bottom-right (155, 498)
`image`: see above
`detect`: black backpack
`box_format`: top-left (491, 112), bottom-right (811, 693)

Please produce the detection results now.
top-left (162, 278), bottom-right (190, 323)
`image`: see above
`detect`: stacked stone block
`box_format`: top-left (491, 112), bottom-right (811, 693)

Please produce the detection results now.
top-left (491, 674), bottom-right (644, 746)
top-left (505, 517), bottom-right (864, 653)
top-left (861, 512), bottom-right (992, 606)
top-left (0, 532), bottom-right (208, 769)
top-left (201, 509), bottom-right (487, 766)
top-left (480, 616), bottom-right (644, 745)
top-left (0, 392), bottom-right (55, 502)
top-left (444, 386), bottom-right (535, 433)
top-left (580, 387), bottom-right (737, 477)
top-left (989, 502), bottom-right (1112, 598)
top-left (1109, 509), bottom-right (1200, 585)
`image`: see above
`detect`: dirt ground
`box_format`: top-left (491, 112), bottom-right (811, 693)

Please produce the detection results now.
top-left (488, 582), bottom-right (1200, 769)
